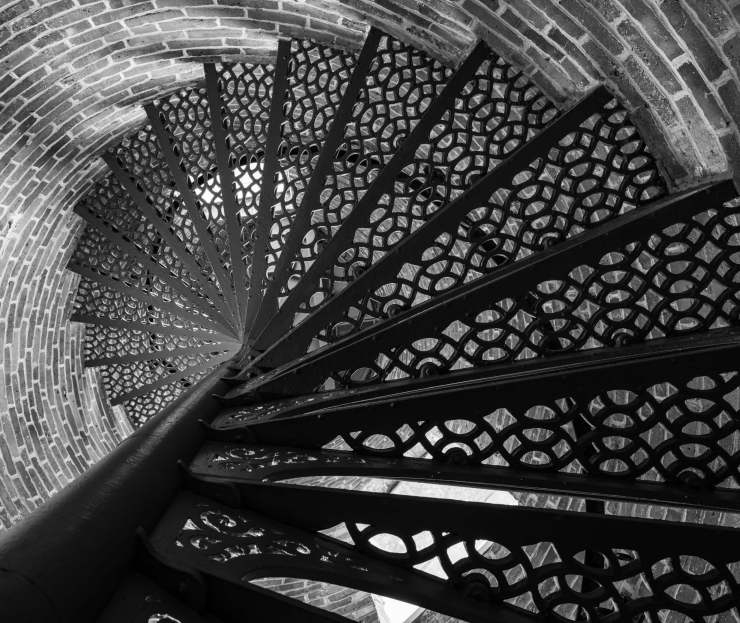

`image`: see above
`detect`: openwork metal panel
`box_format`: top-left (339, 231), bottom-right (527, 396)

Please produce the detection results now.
top-left (218, 369), bottom-right (740, 491)
top-left (72, 277), bottom-right (214, 333)
top-left (74, 174), bottom-right (213, 304)
top-left (268, 33), bottom-right (452, 313)
top-left (294, 51), bottom-right (558, 327)
top-left (319, 202), bottom-right (739, 388)
top-left (99, 349), bottom-right (234, 403)
top-left (313, 100), bottom-right (666, 346)
top-left (82, 324), bottom-right (227, 364)
top-left (64, 25), bottom-right (740, 623)
top-left (108, 124), bottom-right (219, 292)
top-left (155, 484), bottom-right (740, 622)
top-left (263, 40), bottom-right (356, 286)
top-left (121, 368), bottom-right (223, 428)
top-left (155, 88), bottom-right (234, 292)
top-left (211, 62), bottom-right (275, 301)
top-left (71, 226), bottom-right (216, 326)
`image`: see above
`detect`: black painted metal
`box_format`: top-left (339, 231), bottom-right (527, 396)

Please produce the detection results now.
top-left (68, 261), bottom-right (229, 335)
top-left (110, 354), bottom-right (235, 406)
top-left (73, 207), bottom-right (233, 332)
top-left (204, 63), bottom-right (252, 334)
top-left (103, 152), bottom-right (229, 325)
top-left (216, 327), bottom-right (740, 419)
top-left (230, 179), bottom-right (737, 395)
top-left (192, 439), bottom-right (740, 513)
top-left (242, 38), bottom-right (293, 337)
top-left (145, 102), bottom-right (241, 333)
top-left (185, 477), bottom-right (740, 620)
top-left (51, 24), bottom-right (740, 623)
top-left (245, 86), bottom-right (613, 370)
top-left (69, 313), bottom-right (225, 339)
top-left (0, 366), bottom-right (228, 623)
top-left (137, 530), bottom-right (350, 622)
top-left (213, 328), bottom-right (740, 493)
top-left (248, 28), bottom-right (383, 343)
top-left (251, 40), bottom-right (493, 352)
top-left (97, 573), bottom-right (222, 623)
top-left (152, 491), bottom-right (536, 623)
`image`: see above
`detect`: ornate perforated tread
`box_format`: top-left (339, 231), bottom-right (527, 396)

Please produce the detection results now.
top-left (68, 25), bottom-right (740, 623)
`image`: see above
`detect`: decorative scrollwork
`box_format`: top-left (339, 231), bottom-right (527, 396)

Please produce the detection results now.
top-left (109, 124), bottom-right (217, 287)
top-left (172, 499), bottom-right (375, 578)
top-left (216, 62), bottom-right (275, 289)
top-left (320, 371), bottom-right (740, 489)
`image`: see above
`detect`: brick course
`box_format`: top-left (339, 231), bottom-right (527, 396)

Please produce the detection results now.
top-left (0, 0), bottom-right (737, 617)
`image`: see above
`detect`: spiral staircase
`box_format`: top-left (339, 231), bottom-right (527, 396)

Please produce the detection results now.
top-left (64, 26), bottom-right (740, 623)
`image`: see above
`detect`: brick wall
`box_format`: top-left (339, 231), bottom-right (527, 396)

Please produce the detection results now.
top-left (0, 0), bottom-right (737, 568)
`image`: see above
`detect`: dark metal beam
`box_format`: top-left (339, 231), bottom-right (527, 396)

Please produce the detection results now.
top-left (68, 261), bottom-right (229, 336)
top-left (152, 491), bottom-right (537, 623)
top-left (250, 40), bottom-right (492, 353)
top-left (189, 477), bottom-right (740, 553)
top-left (231, 179), bottom-right (737, 394)
top-left (145, 102), bottom-right (241, 333)
top-left (110, 353), bottom-right (235, 405)
top-left (74, 206), bottom-right (234, 333)
top-left (104, 153), bottom-right (231, 326)
top-left (137, 531), bottom-right (354, 623)
top-left (212, 329), bottom-right (740, 493)
top-left (242, 39), bottom-right (293, 337)
top-left (0, 366), bottom-right (229, 623)
top-left (191, 440), bottom-right (740, 513)
top-left (204, 63), bottom-right (252, 334)
top-left (247, 86), bottom-right (613, 370)
top-left (248, 27), bottom-right (383, 343)
top-left (217, 327), bottom-right (740, 418)
top-left (185, 478), bottom-right (740, 620)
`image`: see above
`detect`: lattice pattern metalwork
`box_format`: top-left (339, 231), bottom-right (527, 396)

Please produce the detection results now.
top-left (100, 350), bottom-right (233, 402)
top-left (109, 124), bottom-right (217, 284)
top-left (82, 325), bottom-right (225, 363)
top-left (216, 62), bottom-right (275, 282)
top-left (75, 174), bottom-right (213, 304)
top-left (302, 53), bottom-right (557, 320)
top-left (156, 88), bottom-right (234, 290)
top-left (271, 34), bottom-right (451, 307)
top-left (64, 26), bottom-right (740, 623)
top-left (318, 202), bottom-right (738, 389)
top-left (71, 226), bottom-right (213, 324)
top-left (73, 277), bottom-right (209, 332)
top-left (312, 99), bottom-right (666, 350)
top-left (122, 369), bottom-right (220, 428)
top-left (263, 40), bottom-right (356, 284)
top-left (157, 488), bottom-right (740, 622)
top-left (242, 370), bottom-right (739, 490)
top-left (331, 518), bottom-right (740, 620)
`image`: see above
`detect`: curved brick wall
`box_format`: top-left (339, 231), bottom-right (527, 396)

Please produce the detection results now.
top-left (0, 0), bottom-right (737, 533)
